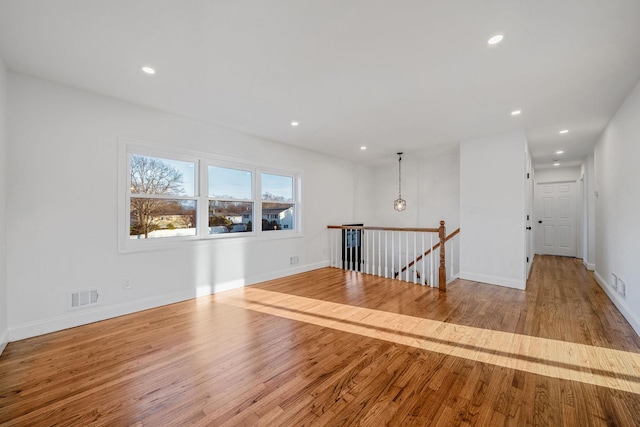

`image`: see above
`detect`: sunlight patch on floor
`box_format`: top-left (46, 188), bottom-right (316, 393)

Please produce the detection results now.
top-left (213, 287), bottom-right (640, 394)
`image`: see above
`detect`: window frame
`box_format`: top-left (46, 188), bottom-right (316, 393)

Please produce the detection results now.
top-left (123, 145), bottom-right (201, 247)
top-left (205, 160), bottom-right (256, 238)
top-left (259, 171), bottom-right (300, 233)
top-left (118, 139), bottom-right (302, 252)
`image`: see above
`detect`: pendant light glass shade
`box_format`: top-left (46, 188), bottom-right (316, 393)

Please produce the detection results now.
top-left (394, 152), bottom-right (406, 212)
top-left (393, 197), bottom-right (406, 211)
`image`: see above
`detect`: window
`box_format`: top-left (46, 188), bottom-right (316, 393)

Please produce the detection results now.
top-left (121, 141), bottom-right (301, 250)
top-left (128, 154), bottom-right (197, 240)
top-left (261, 173), bottom-right (295, 232)
top-left (208, 166), bottom-right (253, 234)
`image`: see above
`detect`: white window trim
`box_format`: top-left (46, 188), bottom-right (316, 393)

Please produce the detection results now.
top-left (258, 169), bottom-right (301, 235)
top-left (204, 160), bottom-right (257, 238)
top-left (118, 138), bottom-right (303, 253)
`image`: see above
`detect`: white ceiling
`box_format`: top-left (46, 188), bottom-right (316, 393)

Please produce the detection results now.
top-left (1, 0), bottom-right (640, 167)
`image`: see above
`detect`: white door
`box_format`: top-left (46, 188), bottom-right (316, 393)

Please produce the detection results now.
top-left (536, 182), bottom-right (576, 257)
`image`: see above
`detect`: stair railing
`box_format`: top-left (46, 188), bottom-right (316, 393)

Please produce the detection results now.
top-left (327, 221), bottom-right (448, 291)
top-left (396, 227), bottom-right (460, 285)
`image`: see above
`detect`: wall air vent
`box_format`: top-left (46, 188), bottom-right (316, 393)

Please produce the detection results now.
top-left (68, 289), bottom-right (99, 310)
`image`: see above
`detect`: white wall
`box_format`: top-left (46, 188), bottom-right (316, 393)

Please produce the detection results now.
top-left (415, 150), bottom-right (460, 233)
top-left (355, 150), bottom-right (460, 232)
top-left (593, 78), bottom-right (640, 336)
top-left (579, 154), bottom-right (596, 269)
top-left (534, 166), bottom-right (581, 183)
top-left (0, 58), bottom-right (8, 353)
top-left (584, 153), bottom-right (596, 269)
top-left (353, 163), bottom-right (376, 225)
top-left (354, 151), bottom-right (461, 281)
top-left (6, 72), bottom-right (357, 340)
top-left (460, 131), bottom-right (528, 289)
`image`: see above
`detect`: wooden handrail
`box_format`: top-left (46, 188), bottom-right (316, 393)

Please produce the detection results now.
top-left (397, 227), bottom-right (460, 276)
top-left (327, 225), bottom-right (440, 233)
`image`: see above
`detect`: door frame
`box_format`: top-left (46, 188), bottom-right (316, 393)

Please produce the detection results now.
top-left (534, 179), bottom-right (579, 257)
top-left (525, 154), bottom-right (534, 279)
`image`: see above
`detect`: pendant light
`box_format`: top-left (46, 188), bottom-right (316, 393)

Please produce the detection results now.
top-left (394, 152), bottom-right (406, 212)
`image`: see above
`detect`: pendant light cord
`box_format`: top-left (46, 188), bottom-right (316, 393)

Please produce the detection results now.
top-left (397, 152), bottom-right (403, 198)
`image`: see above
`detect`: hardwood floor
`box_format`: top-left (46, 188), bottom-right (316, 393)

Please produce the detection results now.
top-left (1, 256), bottom-right (639, 426)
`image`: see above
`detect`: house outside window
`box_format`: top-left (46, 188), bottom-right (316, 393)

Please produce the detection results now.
top-left (208, 166), bottom-right (254, 234)
top-left (120, 141), bottom-right (302, 251)
top-left (261, 173), bottom-right (295, 232)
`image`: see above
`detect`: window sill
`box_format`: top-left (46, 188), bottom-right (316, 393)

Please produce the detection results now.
top-left (118, 230), bottom-right (304, 254)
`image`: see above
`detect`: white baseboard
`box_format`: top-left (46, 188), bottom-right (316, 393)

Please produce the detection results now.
top-left (246, 260), bottom-right (330, 287)
top-left (458, 271), bottom-right (526, 290)
top-left (583, 260), bottom-right (595, 271)
top-left (7, 260), bottom-right (330, 342)
top-left (9, 289), bottom-right (196, 342)
top-left (0, 329), bottom-right (8, 355)
top-left (594, 271), bottom-right (640, 337)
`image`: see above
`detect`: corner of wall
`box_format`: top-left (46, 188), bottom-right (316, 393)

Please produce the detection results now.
top-left (0, 330), bottom-right (8, 355)
top-left (460, 131), bottom-right (528, 289)
top-left (0, 56), bottom-right (8, 353)
top-left (593, 77), bottom-right (640, 340)
top-left (458, 271), bottom-right (526, 290)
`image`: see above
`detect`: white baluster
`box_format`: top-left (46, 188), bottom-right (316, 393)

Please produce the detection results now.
top-left (331, 229), bottom-right (335, 268)
top-left (357, 229), bottom-right (361, 273)
top-left (377, 230), bottom-right (381, 277)
top-left (436, 246), bottom-right (440, 288)
top-left (405, 231), bottom-right (409, 282)
top-left (360, 229), bottom-right (364, 273)
top-left (429, 233), bottom-right (434, 287)
top-left (396, 232), bottom-right (399, 281)
top-left (411, 232), bottom-right (418, 284)
top-left (421, 232), bottom-right (425, 286)
top-left (449, 237), bottom-right (454, 281)
top-left (397, 231), bottom-right (400, 280)
top-left (358, 228), bottom-right (362, 272)
top-left (345, 229), bottom-right (349, 271)
top-left (330, 229), bottom-right (334, 267)
top-left (336, 229), bottom-right (339, 268)
top-left (384, 231), bottom-right (388, 278)
top-left (336, 229), bottom-right (340, 268)
top-left (391, 231), bottom-right (395, 279)
top-left (366, 229), bottom-right (370, 274)
top-left (367, 230), bottom-right (370, 275)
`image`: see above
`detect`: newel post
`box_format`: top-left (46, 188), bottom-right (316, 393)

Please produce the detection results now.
top-left (439, 220), bottom-right (446, 292)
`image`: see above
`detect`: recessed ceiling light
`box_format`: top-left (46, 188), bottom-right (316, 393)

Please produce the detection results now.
top-left (141, 66), bottom-right (156, 75)
top-left (360, 146), bottom-right (367, 150)
top-left (553, 163), bottom-right (560, 166)
top-left (556, 150), bottom-right (564, 154)
top-left (488, 34), bottom-right (504, 45)
top-left (511, 110), bottom-right (522, 116)
top-left (559, 129), bottom-right (569, 134)
top-left (291, 121), bottom-right (299, 127)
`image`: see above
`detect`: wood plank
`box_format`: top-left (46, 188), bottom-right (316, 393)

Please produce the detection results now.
top-left (1, 256), bottom-right (640, 426)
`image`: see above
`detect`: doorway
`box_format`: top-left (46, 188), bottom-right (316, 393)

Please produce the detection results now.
top-left (535, 182), bottom-right (577, 257)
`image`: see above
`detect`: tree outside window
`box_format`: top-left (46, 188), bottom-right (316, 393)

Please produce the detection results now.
top-left (129, 154), bottom-right (197, 239)
top-left (122, 144), bottom-right (301, 249)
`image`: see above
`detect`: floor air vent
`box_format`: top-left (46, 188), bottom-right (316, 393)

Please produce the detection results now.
top-left (68, 289), bottom-right (99, 310)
